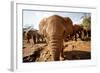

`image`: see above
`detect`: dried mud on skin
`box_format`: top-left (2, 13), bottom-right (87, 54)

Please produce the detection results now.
top-left (23, 39), bottom-right (91, 63)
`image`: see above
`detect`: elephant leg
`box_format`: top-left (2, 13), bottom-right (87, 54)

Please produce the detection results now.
top-left (34, 36), bottom-right (36, 44)
top-left (37, 35), bottom-right (40, 43)
top-left (33, 35), bottom-right (36, 44)
top-left (88, 30), bottom-right (91, 39)
top-left (71, 33), bottom-right (74, 41)
top-left (40, 35), bottom-right (42, 43)
top-left (37, 37), bottom-right (39, 43)
top-left (60, 47), bottom-right (64, 60)
top-left (78, 31), bottom-right (81, 39)
top-left (41, 36), bottom-right (44, 42)
top-left (75, 33), bottom-right (77, 41)
top-left (84, 30), bottom-right (87, 38)
top-left (27, 38), bottom-right (30, 43)
top-left (60, 40), bottom-right (64, 60)
top-left (38, 34), bottom-right (40, 43)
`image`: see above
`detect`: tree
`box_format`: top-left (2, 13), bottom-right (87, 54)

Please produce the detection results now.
top-left (81, 15), bottom-right (91, 31)
top-left (80, 15), bottom-right (91, 39)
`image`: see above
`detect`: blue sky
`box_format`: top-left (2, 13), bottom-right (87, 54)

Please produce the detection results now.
top-left (23, 10), bottom-right (90, 30)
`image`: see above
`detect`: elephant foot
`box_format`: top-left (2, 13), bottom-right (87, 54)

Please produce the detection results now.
top-left (60, 56), bottom-right (64, 61)
top-left (49, 49), bottom-right (60, 61)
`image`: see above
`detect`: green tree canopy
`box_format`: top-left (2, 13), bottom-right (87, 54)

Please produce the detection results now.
top-left (81, 15), bottom-right (91, 31)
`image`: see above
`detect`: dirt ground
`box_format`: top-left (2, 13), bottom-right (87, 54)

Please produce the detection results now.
top-left (23, 39), bottom-right (91, 62)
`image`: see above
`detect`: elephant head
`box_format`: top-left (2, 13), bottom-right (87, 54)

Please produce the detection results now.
top-left (39, 15), bottom-right (73, 61)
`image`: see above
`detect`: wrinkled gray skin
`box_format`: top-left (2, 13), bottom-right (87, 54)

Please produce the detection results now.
top-left (39, 15), bottom-right (73, 61)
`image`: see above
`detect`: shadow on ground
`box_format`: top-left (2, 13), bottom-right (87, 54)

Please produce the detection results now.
top-left (63, 50), bottom-right (91, 60)
top-left (23, 50), bottom-right (91, 62)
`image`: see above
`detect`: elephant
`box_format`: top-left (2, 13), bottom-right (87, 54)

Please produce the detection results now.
top-left (23, 30), bottom-right (26, 40)
top-left (81, 28), bottom-right (91, 41)
top-left (35, 30), bottom-right (45, 43)
top-left (63, 17), bottom-right (74, 41)
top-left (39, 15), bottom-right (73, 61)
top-left (39, 18), bottom-right (50, 44)
top-left (72, 24), bottom-right (83, 41)
top-left (26, 29), bottom-right (37, 44)
top-left (64, 24), bottom-right (90, 41)
top-left (64, 24), bottom-right (84, 41)
top-left (26, 29), bottom-right (44, 44)
top-left (39, 18), bottom-right (47, 36)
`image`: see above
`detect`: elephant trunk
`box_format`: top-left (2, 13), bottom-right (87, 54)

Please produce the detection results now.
top-left (47, 34), bottom-right (63, 61)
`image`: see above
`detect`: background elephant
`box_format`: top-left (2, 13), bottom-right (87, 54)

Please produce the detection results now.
top-left (27, 30), bottom-right (37, 44)
top-left (39, 18), bottom-right (47, 37)
top-left (72, 24), bottom-right (83, 41)
top-left (64, 24), bottom-right (83, 41)
top-left (39, 15), bottom-right (73, 61)
top-left (63, 17), bottom-right (73, 41)
top-left (81, 28), bottom-right (91, 41)
top-left (26, 29), bottom-right (44, 44)
top-left (35, 30), bottom-right (45, 43)
top-left (39, 17), bottom-right (49, 44)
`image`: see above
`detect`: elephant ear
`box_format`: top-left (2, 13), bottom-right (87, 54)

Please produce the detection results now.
top-left (63, 17), bottom-right (73, 34)
top-left (39, 18), bottom-right (47, 36)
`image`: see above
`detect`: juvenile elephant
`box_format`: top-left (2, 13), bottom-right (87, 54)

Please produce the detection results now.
top-left (39, 15), bottom-right (73, 61)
